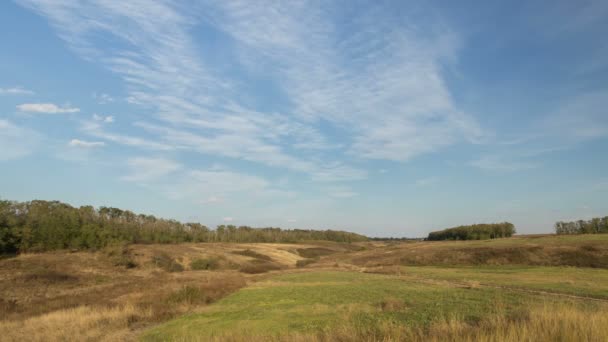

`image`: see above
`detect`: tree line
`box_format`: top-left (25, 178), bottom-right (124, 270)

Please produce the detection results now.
top-left (0, 199), bottom-right (368, 254)
top-left (555, 217), bottom-right (608, 235)
top-left (427, 222), bottom-right (516, 241)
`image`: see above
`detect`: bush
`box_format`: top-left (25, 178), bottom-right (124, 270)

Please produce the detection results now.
top-left (105, 243), bottom-right (136, 268)
top-left (296, 258), bottom-right (318, 268)
top-left (166, 286), bottom-right (208, 305)
top-left (190, 258), bottom-right (220, 270)
top-left (239, 260), bottom-right (281, 274)
top-left (296, 248), bottom-right (335, 258)
top-left (152, 253), bottom-right (184, 272)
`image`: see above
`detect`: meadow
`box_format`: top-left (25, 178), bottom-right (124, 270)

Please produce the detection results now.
top-left (1, 235), bottom-right (607, 341)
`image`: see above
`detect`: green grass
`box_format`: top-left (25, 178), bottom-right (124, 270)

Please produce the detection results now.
top-left (142, 270), bottom-right (583, 341)
top-left (401, 266), bottom-right (608, 299)
top-left (452, 234), bottom-right (608, 246)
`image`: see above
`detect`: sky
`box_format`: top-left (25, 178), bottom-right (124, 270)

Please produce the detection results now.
top-left (1, 0), bottom-right (607, 237)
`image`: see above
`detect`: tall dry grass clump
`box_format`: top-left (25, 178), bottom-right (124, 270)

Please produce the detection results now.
top-left (202, 302), bottom-right (608, 342)
top-left (0, 304), bottom-right (152, 342)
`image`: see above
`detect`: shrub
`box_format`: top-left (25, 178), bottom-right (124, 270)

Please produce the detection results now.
top-left (190, 258), bottom-right (220, 270)
top-left (166, 286), bottom-right (208, 305)
top-left (296, 247), bottom-right (335, 258)
top-left (152, 253), bottom-right (184, 272)
top-left (296, 258), bottom-right (318, 268)
top-left (379, 298), bottom-right (407, 312)
top-left (104, 243), bottom-right (136, 268)
top-left (239, 260), bottom-right (281, 274)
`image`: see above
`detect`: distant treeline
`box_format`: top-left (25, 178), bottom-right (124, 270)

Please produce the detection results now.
top-left (427, 223), bottom-right (516, 241)
top-left (369, 237), bottom-right (424, 242)
top-left (0, 199), bottom-right (368, 254)
top-left (555, 217), bottom-right (608, 235)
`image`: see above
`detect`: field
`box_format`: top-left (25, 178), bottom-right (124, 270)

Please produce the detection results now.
top-left (1, 235), bottom-right (608, 341)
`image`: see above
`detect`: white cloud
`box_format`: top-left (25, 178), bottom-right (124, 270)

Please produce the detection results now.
top-left (545, 90), bottom-right (608, 140)
top-left (17, 103), bottom-right (79, 114)
top-left (93, 92), bottom-right (114, 104)
top-left (0, 86), bottom-right (34, 95)
top-left (471, 156), bottom-right (538, 172)
top-left (168, 169), bottom-right (269, 199)
top-left (0, 119), bottom-right (40, 160)
top-left (81, 120), bottom-right (171, 150)
top-left (68, 139), bottom-right (105, 148)
top-left (122, 157), bottom-right (181, 182)
top-left (223, 217), bottom-right (234, 222)
top-left (17, 1), bottom-right (488, 199)
top-left (93, 114), bottom-right (114, 123)
top-left (207, 1), bottom-right (482, 161)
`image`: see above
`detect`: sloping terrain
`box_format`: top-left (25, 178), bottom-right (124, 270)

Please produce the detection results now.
top-left (313, 234), bottom-right (608, 269)
top-left (2, 235), bottom-right (608, 341)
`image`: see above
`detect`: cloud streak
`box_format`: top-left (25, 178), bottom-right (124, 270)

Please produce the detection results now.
top-left (68, 139), bottom-right (105, 148)
top-left (17, 0), bottom-right (478, 180)
top-left (17, 103), bottom-right (79, 114)
top-left (0, 86), bottom-right (34, 95)
top-left (0, 119), bottom-right (40, 160)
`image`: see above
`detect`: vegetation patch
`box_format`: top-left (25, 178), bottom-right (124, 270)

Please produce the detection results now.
top-left (166, 286), bottom-right (209, 305)
top-left (21, 269), bottom-right (77, 283)
top-left (143, 271), bottom-right (606, 341)
top-left (104, 242), bottom-right (137, 268)
top-left (151, 253), bottom-right (184, 272)
top-left (427, 222), bottom-right (516, 241)
top-left (239, 260), bottom-right (282, 274)
top-left (296, 247), bottom-right (336, 258)
top-left (296, 258), bottom-right (318, 268)
top-left (190, 257), bottom-right (220, 270)
top-left (555, 216), bottom-right (608, 235)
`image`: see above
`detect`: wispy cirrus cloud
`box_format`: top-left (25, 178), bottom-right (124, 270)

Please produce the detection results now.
top-left (93, 114), bottom-right (114, 123)
top-left (470, 155), bottom-right (538, 172)
top-left (0, 86), bottom-right (34, 95)
top-left (122, 157), bottom-right (181, 182)
top-left (92, 92), bottom-right (114, 104)
top-left (17, 0), bottom-right (477, 179)
top-left (206, 1), bottom-right (482, 161)
top-left (545, 90), bottom-right (608, 140)
top-left (0, 119), bottom-right (40, 160)
top-left (68, 139), bottom-right (105, 148)
top-left (17, 103), bottom-right (79, 114)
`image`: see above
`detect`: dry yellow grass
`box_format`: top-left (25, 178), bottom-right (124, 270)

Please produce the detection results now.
top-left (320, 234), bottom-right (608, 269)
top-left (0, 304), bottom-right (151, 342)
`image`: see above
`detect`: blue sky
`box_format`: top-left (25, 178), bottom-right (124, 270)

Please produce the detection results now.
top-left (1, 0), bottom-right (607, 237)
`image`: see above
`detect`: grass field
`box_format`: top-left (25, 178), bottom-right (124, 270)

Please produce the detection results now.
top-left (143, 270), bottom-right (608, 341)
top-left (1, 234), bottom-right (608, 341)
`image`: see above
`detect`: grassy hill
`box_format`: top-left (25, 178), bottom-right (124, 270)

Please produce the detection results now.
top-left (1, 235), bottom-right (607, 341)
